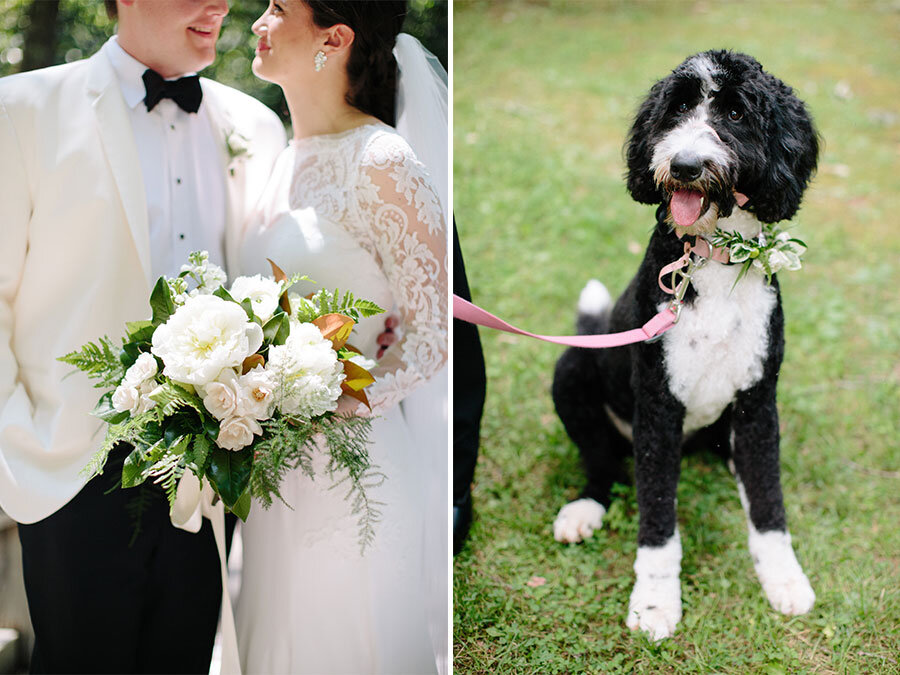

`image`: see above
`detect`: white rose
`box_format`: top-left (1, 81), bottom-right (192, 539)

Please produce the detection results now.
top-left (216, 415), bottom-right (262, 451)
top-left (237, 365), bottom-right (276, 421)
top-left (267, 322), bottom-right (345, 419)
top-left (151, 294), bottom-right (264, 387)
top-left (201, 369), bottom-right (242, 420)
top-left (112, 384), bottom-right (140, 413)
top-left (123, 352), bottom-right (158, 387)
top-left (135, 380), bottom-right (158, 415)
top-left (230, 274), bottom-right (282, 323)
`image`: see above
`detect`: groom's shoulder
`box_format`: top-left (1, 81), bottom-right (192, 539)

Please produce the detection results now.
top-left (200, 78), bottom-right (281, 130)
top-left (0, 60), bottom-right (85, 108)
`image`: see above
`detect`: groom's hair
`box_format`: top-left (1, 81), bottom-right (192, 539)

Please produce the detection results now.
top-left (306, 1), bottom-right (407, 126)
top-left (105, 0), bottom-right (117, 20)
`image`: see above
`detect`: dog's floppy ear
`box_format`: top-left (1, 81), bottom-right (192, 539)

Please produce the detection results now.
top-left (749, 78), bottom-right (819, 223)
top-left (625, 80), bottom-right (665, 204)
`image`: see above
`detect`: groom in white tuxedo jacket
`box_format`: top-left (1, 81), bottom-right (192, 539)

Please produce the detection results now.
top-left (0, 0), bottom-right (285, 671)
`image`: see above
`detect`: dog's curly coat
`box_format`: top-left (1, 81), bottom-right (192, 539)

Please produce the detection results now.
top-left (551, 50), bottom-right (819, 640)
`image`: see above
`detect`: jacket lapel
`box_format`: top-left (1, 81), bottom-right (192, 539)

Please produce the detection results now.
top-left (85, 49), bottom-right (152, 287)
top-left (201, 81), bottom-right (244, 277)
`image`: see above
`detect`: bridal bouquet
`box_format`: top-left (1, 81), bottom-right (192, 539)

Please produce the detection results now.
top-left (60, 252), bottom-right (384, 543)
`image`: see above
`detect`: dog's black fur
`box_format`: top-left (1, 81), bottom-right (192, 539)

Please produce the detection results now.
top-left (552, 50), bottom-right (818, 553)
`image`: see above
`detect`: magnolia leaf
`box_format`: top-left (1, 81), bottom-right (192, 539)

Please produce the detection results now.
top-left (125, 320), bottom-right (155, 343)
top-left (340, 382), bottom-right (371, 410)
top-left (262, 314), bottom-right (291, 347)
top-left (340, 359), bottom-right (375, 392)
top-left (313, 314), bottom-right (355, 350)
top-left (203, 414), bottom-right (220, 442)
top-left (120, 342), bottom-right (140, 370)
top-left (149, 276), bottom-right (176, 326)
top-left (122, 446), bottom-right (152, 488)
top-left (213, 285), bottom-right (236, 303)
top-left (230, 489), bottom-right (252, 522)
top-left (240, 298), bottom-right (255, 322)
top-left (267, 259), bottom-right (287, 284)
top-left (207, 447), bottom-right (253, 508)
top-left (242, 354), bottom-right (265, 374)
top-left (279, 293), bottom-right (292, 316)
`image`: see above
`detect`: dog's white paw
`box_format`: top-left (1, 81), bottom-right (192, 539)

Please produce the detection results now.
top-left (626, 592), bottom-right (682, 641)
top-left (626, 533), bottom-right (683, 641)
top-left (553, 498), bottom-right (606, 543)
top-left (761, 571), bottom-right (816, 615)
top-left (748, 528), bottom-right (815, 616)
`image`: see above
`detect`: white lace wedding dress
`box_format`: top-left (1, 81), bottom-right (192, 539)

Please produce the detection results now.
top-left (234, 122), bottom-right (447, 674)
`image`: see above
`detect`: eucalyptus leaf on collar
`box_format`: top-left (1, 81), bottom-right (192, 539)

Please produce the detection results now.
top-left (707, 222), bottom-right (807, 285)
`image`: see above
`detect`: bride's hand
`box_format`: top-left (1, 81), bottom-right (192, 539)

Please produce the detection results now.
top-left (334, 394), bottom-right (369, 417)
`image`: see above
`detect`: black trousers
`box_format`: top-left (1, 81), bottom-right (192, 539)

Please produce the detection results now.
top-left (453, 222), bottom-right (486, 504)
top-left (17, 446), bottom-right (231, 674)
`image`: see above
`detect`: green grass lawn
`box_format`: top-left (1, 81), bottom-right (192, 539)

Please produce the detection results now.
top-left (452, 1), bottom-right (900, 672)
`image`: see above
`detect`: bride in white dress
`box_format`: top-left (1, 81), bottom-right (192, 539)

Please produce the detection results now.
top-left (233, 2), bottom-right (447, 673)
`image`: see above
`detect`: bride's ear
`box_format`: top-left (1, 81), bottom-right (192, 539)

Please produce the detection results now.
top-left (322, 24), bottom-right (355, 57)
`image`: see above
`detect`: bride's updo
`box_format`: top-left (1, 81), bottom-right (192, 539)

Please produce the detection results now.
top-left (305, 1), bottom-right (407, 126)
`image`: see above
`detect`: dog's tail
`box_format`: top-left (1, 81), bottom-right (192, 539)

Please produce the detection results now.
top-left (575, 279), bottom-right (612, 335)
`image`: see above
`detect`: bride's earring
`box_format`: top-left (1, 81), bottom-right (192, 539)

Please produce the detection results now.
top-left (314, 50), bottom-right (327, 72)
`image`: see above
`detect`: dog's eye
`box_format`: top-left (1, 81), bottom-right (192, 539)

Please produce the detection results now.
top-left (677, 102), bottom-right (689, 114)
top-left (729, 109), bottom-right (743, 122)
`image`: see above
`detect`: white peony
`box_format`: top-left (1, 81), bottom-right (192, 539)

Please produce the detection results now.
top-left (200, 369), bottom-right (242, 420)
top-left (237, 365), bottom-right (276, 421)
top-left (123, 352), bottom-right (158, 387)
top-left (151, 294), bottom-right (264, 387)
top-left (229, 274), bottom-right (282, 323)
top-left (267, 322), bottom-right (345, 419)
top-left (216, 415), bottom-right (263, 451)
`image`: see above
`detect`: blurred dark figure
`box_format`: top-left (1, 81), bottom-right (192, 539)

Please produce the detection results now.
top-left (453, 222), bottom-right (485, 555)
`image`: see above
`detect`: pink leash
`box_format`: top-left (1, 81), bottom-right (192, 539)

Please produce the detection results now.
top-left (452, 294), bottom-right (678, 348)
top-left (453, 228), bottom-right (738, 349)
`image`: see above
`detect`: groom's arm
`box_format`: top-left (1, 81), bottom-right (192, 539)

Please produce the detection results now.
top-left (0, 93), bottom-right (32, 419)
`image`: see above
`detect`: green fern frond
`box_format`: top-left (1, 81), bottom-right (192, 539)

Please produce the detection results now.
top-left (148, 381), bottom-right (206, 417)
top-left (58, 336), bottom-right (124, 388)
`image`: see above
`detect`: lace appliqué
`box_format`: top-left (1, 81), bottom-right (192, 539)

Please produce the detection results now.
top-left (288, 126), bottom-right (447, 413)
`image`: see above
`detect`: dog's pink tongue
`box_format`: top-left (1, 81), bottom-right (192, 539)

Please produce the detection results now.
top-left (671, 190), bottom-right (703, 228)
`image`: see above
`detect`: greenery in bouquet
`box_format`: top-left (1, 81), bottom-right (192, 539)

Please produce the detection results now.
top-left (59, 252), bottom-right (385, 548)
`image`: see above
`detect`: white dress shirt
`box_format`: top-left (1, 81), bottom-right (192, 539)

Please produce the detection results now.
top-left (105, 37), bottom-right (226, 280)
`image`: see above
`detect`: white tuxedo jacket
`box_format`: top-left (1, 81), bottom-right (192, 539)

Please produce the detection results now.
top-left (0, 46), bottom-right (286, 523)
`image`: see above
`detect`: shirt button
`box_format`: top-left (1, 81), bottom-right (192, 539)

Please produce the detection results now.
top-left (176, 178), bottom-right (182, 185)
top-left (170, 124), bottom-right (175, 130)
top-left (179, 234), bottom-right (185, 240)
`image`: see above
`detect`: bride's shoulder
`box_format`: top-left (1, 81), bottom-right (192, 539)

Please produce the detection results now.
top-left (359, 125), bottom-right (421, 170)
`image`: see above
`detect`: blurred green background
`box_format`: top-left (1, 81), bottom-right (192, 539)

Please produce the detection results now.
top-left (0, 0), bottom-right (447, 124)
top-left (454, 1), bottom-right (899, 673)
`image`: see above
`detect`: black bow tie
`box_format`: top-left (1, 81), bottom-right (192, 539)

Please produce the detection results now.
top-left (142, 69), bottom-right (202, 113)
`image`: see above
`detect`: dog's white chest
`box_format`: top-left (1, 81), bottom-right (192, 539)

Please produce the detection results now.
top-left (661, 262), bottom-right (776, 434)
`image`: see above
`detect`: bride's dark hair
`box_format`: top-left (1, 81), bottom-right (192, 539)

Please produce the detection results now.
top-left (305, 1), bottom-right (407, 126)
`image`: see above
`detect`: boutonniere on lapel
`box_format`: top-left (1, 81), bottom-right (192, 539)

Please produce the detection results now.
top-left (224, 127), bottom-right (252, 177)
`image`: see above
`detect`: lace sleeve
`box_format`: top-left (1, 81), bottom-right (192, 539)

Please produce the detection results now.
top-left (356, 132), bottom-right (447, 413)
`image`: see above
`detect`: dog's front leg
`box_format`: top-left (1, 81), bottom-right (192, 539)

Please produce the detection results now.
top-left (626, 368), bottom-right (685, 641)
top-left (731, 382), bottom-right (815, 616)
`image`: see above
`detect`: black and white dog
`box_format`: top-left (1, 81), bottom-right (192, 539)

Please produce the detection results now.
top-left (551, 51), bottom-right (819, 640)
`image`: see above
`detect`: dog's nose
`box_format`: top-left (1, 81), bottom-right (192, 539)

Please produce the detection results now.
top-left (671, 154), bottom-right (703, 182)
